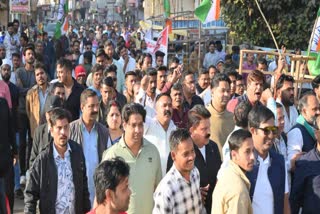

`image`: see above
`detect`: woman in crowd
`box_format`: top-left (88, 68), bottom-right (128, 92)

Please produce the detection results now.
top-left (106, 100), bottom-right (123, 146)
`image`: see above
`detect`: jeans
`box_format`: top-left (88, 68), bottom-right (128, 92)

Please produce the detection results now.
top-left (14, 133), bottom-right (20, 191)
top-left (18, 113), bottom-right (32, 176)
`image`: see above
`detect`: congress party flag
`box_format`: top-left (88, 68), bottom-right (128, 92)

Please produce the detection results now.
top-left (195, 0), bottom-right (220, 24)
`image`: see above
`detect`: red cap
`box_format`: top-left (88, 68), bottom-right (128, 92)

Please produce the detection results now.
top-left (75, 65), bottom-right (86, 79)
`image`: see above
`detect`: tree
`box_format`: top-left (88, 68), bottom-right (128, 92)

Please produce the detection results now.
top-left (222, 0), bottom-right (318, 49)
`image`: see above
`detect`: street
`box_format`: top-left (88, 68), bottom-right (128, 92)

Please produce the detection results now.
top-left (13, 198), bottom-right (24, 214)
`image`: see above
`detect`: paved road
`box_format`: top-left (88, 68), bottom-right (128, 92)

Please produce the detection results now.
top-left (13, 198), bottom-right (24, 214)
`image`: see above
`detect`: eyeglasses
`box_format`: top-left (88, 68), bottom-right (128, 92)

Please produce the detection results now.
top-left (257, 126), bottom-right (278, 135)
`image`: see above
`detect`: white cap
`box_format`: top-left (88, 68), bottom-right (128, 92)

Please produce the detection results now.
top-left (1, 58), bottom-right (12, 68)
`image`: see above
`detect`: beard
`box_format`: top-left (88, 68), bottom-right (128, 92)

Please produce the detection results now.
top-left (281, 90), bottom-right (294, 106)
top-left (1, 74), bottom-right (10, 82)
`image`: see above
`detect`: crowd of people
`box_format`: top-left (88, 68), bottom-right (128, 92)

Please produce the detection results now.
top-left (1, 18), bottom-right (320, 214)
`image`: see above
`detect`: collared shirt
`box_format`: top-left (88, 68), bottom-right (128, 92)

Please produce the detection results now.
top-left (38, 87), bottom-right (50, 115)
top-left (276, 99), bottom-right (299, 133)
top-left (82, 123), bottom-right (99, 205)
top-left (53, 143), bottom-right (75, 214)
top-left (203, 52), bottom-right (220, 69)
top-left (102, 136), bottom-right (162, 214)
top-left (118, 56), bottom-right (136, 73)
top-left (144, 117), bottom-right (177, 176)
top-left (135, 88), bottom-right (159, 109)
top-left (172, 107), bottom-right (189, 129)
top-left (153, 164), bottom-right (204, 214)
top-left (252, 154), bottom-right (289, 214)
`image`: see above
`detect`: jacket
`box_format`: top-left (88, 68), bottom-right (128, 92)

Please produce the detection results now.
top-left (29, 123), bottom-right (51, 167)
top-left (26, 84), bottom-right (49, 137)
top-left (290, 147), bottom-right (320, 214)
top-left (24, 140), bottom-right (91, 214)
top-left (211, 160), bottom-right (253, 214)
top-left (69, 118), bottom-right (110, 162)
top-left (166, 140), bottom-right (222, 214)
top-left (64, 79), bottom-right (85, 121)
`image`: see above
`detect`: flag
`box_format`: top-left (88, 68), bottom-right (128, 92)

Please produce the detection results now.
top-left (195, 0), bottom-right (220, 24)
top-left (54, 16), bottom-right (69, 39)
top-left (308, 8), bottom-right (320, 76)
top-left (164, 0), bottom-right (170, 18)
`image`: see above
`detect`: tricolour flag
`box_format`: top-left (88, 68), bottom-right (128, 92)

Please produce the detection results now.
top-left (54, 16), bottom-right (69, 39)
top-left (195, 0), bottom-right (220, 24)
top-left (308, 8), bottom-right (320, 76)
top-left (164, 0), bottom-right (170, 18)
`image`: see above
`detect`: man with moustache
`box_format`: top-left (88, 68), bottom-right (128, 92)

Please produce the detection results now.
top-left (144, 93), bottom-right (177, 176)
top-left (24, 108), bottom-right (91, 213)
top-left (102, 103), bottom-right (162, 214)
top-left (247, 105), bottom-right (290, 214)
top-left (156, 66), bottom-right (167, 93)
top-left (26, 63), bottom-right (50, 140)
top-left (274, 74), bottom-right (298, 133)
top-left (287, 92), bottom-right (320, 171)
top-left (135, 68), bottom-right (159, 110)
top-left (167, 105), bottom-right (221, 214)
top-left (196, 70), bottom-right (210, 95)
top-left (69, 89), bottom-right (110, 205)
top-left (123, 71), bottom-right (137, 103)
top-left (153, 129), bottom-right (204, 213)
top-left (211, 129), bottom-right (254, 214)
top-left (207, 73), bottom-right (234, 154)
top-left (15, 44), bottom-right (36, 184)
top-left (170, 83), bottom-right (189, 128)
top-left (117, 45), bottom-right (136, 74)
top-left (182, 71), bottom-right (204, 109)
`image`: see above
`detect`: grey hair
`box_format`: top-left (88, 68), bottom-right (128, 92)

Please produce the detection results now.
top-left (169, 128), bottom-right (191, 151)
top-left (298, 91), bottom-right (316, 112)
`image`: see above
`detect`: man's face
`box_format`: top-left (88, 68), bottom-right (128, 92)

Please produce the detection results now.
top-left (7, 26), bottom-right (14, 35)
top-left (231, 137), bottom-right (255, 172)
top-left (147, 75), bottom-right (157, 95)
top-left (76, 75), bottom-right (86, 85)
top-left (13, 22), bottom-right (19, 32)
top-left (35, 68), bottom-right (47, 86)
top-left (110, 176), bottom-right (131, 212)
top-left (85, 45), bottom-right (92, 52)
top-left (96, 56), bottom-right (106, 68)
top-left (93, 70), bottom-right (103, 87)
top-left (123, 113), bottom-right (144, 144)
top-left (12, 56), bottom-right (21, 69)
top-left (209, 44), bottom-right (215, 53)
top-left (156, 56), bottom-right (164, 66)
top-left (100, 84), bottom-right (114, 103)
top-left (24, 49), bottom-right (35, 65)
top-left (73, 42), bottom-right (80, 54)
top-left (81, 96), bottom-right (99, 122)
top-left (171, 137), bottom-right (195, 174)
top-left (247, 53), bottom-right (255, 62)
top-left (190, 118), bottom-right (211, 148)
top-left (183, 74), bottom-right (196, 96)
top-left (125, 75), bottom-right (136, 93)
top-left (0, 47), bottom-right (6, 59)
top-left (246, 80), bottom-right (263, 103)
top-left (157, 70), bottom-right (167, 91)
top-left (104, 45), bottom-right (114, 58)
top-left (302, 95), bottom-right (320, 124)
top-left (228, 75), bottom-right (237, 95)
top-left (235, 79), bottom-right (245, 95)
top-left (198, 73), bottom-right (210, 89)
top-left (279, 81), bottom-right (294, 106)
top-left (142, 56), bottom-right (152, 71)
top-left (20, 37), bottom-right (27, 46)
top-left (50, 118), bottom-right (70, 148)
top-left (35, 43), bottom-right (44, 54)
top-left (106, 71), bottom-right (117, 88)
top-left (170, 89), bottom-right (184, 108)
top-left (251, 118), bottom-right (276, 155)
top-left (208, 67), bottom-right (218, 81)
top-left (1, 65), bottom-right (11, 82)
top-left (276, 107), bottom-right (285, 135)
top-left (212, 81), bottom-right (231, 108)
top-left (156, 95), bottom-right (173, 124)
top-left (257, 63), bottom-right (267, 71)
top-left (53, 87), bottom-right (65, 101)
top-left (57, 65), bottom-right (69, 84)
top-left (120, 47), bottom-right (128, 58)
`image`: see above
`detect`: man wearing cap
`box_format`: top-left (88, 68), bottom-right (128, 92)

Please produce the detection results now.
top-left (0, 61), bottom-right (13, 109)
top-left (75, 65), bottom-right (87, 87)
top-left (29, 95), bottom-right (64, 166)
top-left (0, 58), bottom-right (16, 84)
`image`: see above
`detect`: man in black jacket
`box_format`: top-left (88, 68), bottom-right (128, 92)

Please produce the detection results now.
top-left (167, 104), bottom-right (222, 214)
top-left (24, 108), bottom-right (91, 214)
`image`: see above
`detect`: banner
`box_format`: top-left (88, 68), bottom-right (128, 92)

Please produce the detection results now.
top-left (10, 0), bottom-right (30, 13)
top-left (144, 27), bottom-right (169, 66)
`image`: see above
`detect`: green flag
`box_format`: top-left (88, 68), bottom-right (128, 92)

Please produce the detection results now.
top-left (195, 0), bottom-right (220, 24)
top-left (164, 0), bottom-right (170, 18)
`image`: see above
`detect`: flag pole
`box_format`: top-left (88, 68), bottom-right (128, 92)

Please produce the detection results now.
top-left (198, 19), bottom-right (201, 73)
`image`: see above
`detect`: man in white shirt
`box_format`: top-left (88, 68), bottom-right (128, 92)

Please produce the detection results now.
top-left (117, 45), bottom-right (136, 73)
top-left (275, 74), bottom-right (298, 133)
top-left (203, 41), bottom-right (220, 70)
top-left (144, 93), bottom-right (176, 176)
top-left (247, 105), bottom-right (290, 214)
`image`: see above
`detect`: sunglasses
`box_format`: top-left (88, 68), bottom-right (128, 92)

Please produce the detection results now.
top-left (257, 126), bottom-right (278, 135)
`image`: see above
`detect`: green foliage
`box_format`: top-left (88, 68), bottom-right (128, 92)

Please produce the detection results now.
top-left (222, 0), bottom-right (318, 49)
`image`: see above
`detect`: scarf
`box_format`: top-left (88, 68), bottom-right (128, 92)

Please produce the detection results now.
top-left (296, 115), bottom-right (316, 140)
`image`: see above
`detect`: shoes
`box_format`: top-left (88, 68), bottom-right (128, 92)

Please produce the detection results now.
top-left (15, 188), bottom-right (24, 200)
top-left (20, 175), bottom-right (26, 186)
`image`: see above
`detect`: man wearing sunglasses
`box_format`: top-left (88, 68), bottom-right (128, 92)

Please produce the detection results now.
top-left (247, 105), bottom-right (290, 214)
top-left (287, 92), bottom-right (320, 171)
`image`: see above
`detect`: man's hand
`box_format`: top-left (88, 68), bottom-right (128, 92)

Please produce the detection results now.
top-left (261, 88), bottom-right (273, 105)
top-left (168, 65), bottom-right (183, 84)
top-left (13, 154), bottom-right (19, 165)
top-left (141, 75), bottom-right (150, 91)
top-left (290, 151), bottom-right (306, 171)
top-left (200, 184), bottom-right (210, 205)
